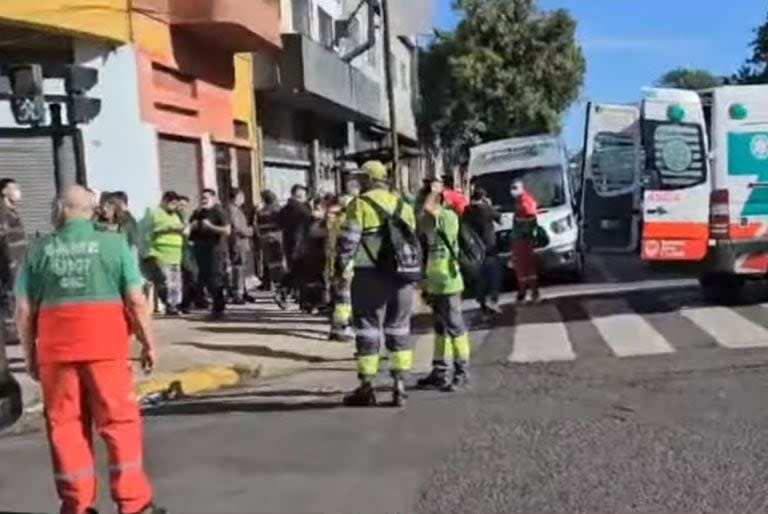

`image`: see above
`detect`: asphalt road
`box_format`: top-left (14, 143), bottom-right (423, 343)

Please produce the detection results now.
top-left (4, 255), bottom-right (768, 513)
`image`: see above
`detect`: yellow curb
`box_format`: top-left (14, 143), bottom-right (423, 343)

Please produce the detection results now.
top-left (136, 365), bottom-right (259, 398)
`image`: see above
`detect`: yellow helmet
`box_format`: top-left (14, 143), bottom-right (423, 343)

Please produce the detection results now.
top-left (361, 160), bottom-right (388, 181)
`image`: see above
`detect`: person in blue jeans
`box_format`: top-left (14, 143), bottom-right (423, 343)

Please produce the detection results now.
top-left (463, 187), bottom-right (502, 315)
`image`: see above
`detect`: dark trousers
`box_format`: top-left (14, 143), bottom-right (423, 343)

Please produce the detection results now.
top-left (195, 248), bottom-right (227, 314)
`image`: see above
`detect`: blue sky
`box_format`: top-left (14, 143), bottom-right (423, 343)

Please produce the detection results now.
top-left (432, 0), bottom-right (766, 151)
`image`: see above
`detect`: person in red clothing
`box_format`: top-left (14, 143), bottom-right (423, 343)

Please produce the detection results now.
top-left (509, 178), bottom-right (540, 303)
top-left (15, 186), bottom-right (165, 514)
top-left (441, 175), bottom-right (469, 215)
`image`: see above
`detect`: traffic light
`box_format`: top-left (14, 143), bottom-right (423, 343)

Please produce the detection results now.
top-left (65, 65), bottom-right (101, 125)
top-left (7, 64), bottom-right (46, 126)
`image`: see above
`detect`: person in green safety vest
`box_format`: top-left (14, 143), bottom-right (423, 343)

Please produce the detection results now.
top-left (145, 191), bottom-right (186, 316)
top-left (334, 160), bottom-right (417, 407)
top-left (416, 182), bottom-right (472, 391)
top-left (328, 172), bottom-right (363, 342)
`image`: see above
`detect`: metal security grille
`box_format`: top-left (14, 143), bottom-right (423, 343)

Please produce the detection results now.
top-left (0, 137), bottom-right (57, 238)
top-left (158, 136), bottom-right (201, 205)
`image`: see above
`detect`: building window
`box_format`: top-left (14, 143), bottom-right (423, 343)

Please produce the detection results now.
top-left (292, 0), bottom-right (312, 37)
top-left (400, 61), bottom-right (408, 90)
top-left (318, 8), bottom-right (334, 48)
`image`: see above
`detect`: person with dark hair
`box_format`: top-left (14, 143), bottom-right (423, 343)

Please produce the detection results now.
top-left (175, 195), bottom-right (201, 313)
top-left (227, 188), bottom-right (254, 304)
top-left (275, 184), bottom-right (311, 308)
top-left (0, 177), bottom-right (25, 411)
top-left (190, 189), bottom-right (231, 319)
top-left (255, 190), bottom-right (284, 292)
top-left (416, 178), bottom-right (472, 391)
top-left (111, 191), bottom-right (140, 252)
top-left (441, 174), bottom-right (469, 215)
top-left (292, 197), bottom-right (330, 313)
top-left (463, 186), bottom-right (502, 314)
top-left (146, 191), bottom-right (185, 315)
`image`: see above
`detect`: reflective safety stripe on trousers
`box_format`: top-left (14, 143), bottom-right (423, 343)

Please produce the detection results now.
top-left (432, 333), bottom-right (470, 365)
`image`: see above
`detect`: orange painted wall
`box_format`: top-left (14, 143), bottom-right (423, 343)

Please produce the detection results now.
top-left (131, 13), bottom-right (251, 146)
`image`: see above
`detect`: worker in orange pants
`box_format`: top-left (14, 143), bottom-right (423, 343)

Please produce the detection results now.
top-left (39, 361), bottom-right (153, 514)
top-left (509, 178), bottom-right (540, 303)
top-left (15, 186), bottom-right (164, 514)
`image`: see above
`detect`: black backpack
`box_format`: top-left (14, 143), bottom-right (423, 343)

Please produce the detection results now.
top-left (437, 222), bottom-right (486, 279)
top-left (359, 196), bottom-right (423, 284)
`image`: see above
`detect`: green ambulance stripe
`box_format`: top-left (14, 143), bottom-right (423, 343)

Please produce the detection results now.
top-left (728, 132), bottom-right (768, 216)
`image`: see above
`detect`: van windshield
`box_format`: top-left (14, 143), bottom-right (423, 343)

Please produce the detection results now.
top-left (471, 166), bottom-right (566, 212)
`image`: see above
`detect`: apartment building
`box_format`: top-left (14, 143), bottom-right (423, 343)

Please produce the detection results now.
top-left (255, 0), bottom-right (433, 201)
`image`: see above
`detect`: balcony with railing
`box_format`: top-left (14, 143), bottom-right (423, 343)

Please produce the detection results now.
top-left (255, 33), bottom-right (382, 124)
top-left (133, 0), bottom-right (281, 52)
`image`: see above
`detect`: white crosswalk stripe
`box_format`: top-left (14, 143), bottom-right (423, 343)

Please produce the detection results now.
top-left (509, 304), bottom-right (575, 363)
top-left (681, 306), bottom-right (768, 349)
top-left (506, 297), bottom-right (768, 364)
top-left (583, 300), bottom-right (674, 357)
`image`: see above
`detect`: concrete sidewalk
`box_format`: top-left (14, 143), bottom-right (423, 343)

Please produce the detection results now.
top-left (9, 295), bottom-right (437, 413)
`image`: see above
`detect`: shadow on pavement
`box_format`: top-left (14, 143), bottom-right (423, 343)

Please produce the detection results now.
top-left (185, 311), bottom-right (330, 326)
top-left (198, 325), bottom-right (329, 341)
top-left (177, 342), bottom-right (354, 364)
top-left (200, 388), bottom-right (344, 399)
top-left (143, 397), bottom-right (342, 416)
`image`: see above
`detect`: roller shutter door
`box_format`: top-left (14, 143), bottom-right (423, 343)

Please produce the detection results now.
top-left (158, 136), bottom-right (201, 204)
top-left (264, 163), bottom-right (309, 205)
top-left (0, 137), bottom-right (57, 238)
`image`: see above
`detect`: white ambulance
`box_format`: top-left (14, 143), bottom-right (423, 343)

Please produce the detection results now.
top-left (468, 135), bottom-right (584, 280)
top-left (583, 85), bottom-right (768, 299)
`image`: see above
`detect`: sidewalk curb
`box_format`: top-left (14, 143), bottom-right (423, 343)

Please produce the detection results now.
top-left (136, 364), bottom-right (262, 399)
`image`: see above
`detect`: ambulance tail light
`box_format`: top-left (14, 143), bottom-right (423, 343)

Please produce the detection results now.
top-left (710, 189), bottom-right (730, 239)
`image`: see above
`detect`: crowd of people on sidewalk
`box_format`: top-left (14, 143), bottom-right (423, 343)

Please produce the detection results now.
top-left (0, 159), bottom-right (546, 514)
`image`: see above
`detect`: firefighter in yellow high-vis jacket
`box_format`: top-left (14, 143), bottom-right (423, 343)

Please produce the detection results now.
top-left (327, 173), bottom-right (362, 342)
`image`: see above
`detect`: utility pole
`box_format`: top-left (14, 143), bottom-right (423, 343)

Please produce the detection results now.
top-left (381, 0), bottom-right (401, 191)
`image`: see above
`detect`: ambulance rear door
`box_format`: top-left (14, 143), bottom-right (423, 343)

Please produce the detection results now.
top-left (640, 88), bottom-right (710, 262)
top-left (580, 102), bottom-right (643, 253)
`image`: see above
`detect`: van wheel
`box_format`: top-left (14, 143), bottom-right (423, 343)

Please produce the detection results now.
top-left (699, 273), bottom-right (748, 305)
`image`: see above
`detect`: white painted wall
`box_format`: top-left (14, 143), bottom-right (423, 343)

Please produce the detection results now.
top-left (74, 41), bottom-right (161, 217)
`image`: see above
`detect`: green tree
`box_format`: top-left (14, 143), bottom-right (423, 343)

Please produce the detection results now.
top-left (656, 68), bottom-right (722, 90)
top-left (735, 10), bottom-right (768, 84)
top-left (417, 0), bottom-right (585, 157)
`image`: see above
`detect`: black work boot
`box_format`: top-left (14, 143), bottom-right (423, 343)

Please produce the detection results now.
top-left (443, 371), bottom-right (470, 392)
top-left (416, 367), bottom-right (450, 390)
top-left (343, 381), bottom-right (378, 407)
top-left (391, 377), bottom-right (408, 408)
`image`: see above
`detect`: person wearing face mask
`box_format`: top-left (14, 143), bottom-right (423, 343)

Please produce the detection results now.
top-left (190, 189), bottom-right (232, 319)
top-left (509, 178), bottom-right (540, 303)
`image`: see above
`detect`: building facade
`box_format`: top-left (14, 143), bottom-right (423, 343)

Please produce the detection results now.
top-left (0, 0), bottom-right (280, 234)
top-left (255, 0), bottom-right (432, 201)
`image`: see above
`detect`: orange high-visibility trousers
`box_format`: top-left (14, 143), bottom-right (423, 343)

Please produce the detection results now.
top-left (511, 238), bottom-right (538, 296)
top-left (38, 360), bottom-right (153, 514)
